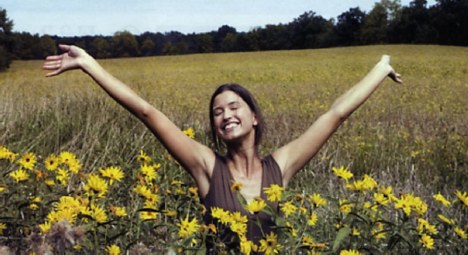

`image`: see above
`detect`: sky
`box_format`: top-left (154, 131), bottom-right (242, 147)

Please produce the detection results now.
top-left (2, 0), bottom-right (437, 37)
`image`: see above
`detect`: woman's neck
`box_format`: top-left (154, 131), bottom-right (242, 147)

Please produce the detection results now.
top-left (226, 145), bottom-right (260, 179)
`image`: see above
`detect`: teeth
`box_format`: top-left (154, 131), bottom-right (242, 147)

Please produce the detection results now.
top-left (224, 123), bottom-right (238, 131)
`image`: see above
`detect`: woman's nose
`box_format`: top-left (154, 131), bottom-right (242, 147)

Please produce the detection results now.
top-left (223, 109), bottom-right (234, 119)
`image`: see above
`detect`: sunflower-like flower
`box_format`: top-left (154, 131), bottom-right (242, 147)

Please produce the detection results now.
top-left (100, 166), bottom-right (124, 185)
top-left (177, 216), bottom-right (200, 238)
top-left (332, 166), bottom-right (353, 182)
top-left (9, 168), bottom-right (30, 182)
top-left (245, 197), bottom-right (266, 213)
top-left (263, 184), bottom-right (284, 202)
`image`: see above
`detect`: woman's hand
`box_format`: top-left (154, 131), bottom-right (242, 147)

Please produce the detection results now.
top-left (379, 55), bottom-right (403, 84)
top-left (42, 44), bottom-right (90, 77)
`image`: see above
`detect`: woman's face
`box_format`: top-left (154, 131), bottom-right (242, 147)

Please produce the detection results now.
top-left (212, 90), bottom-right (258, 144)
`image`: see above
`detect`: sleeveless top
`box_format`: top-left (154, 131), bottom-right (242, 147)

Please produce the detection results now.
top-left (202, 153), bottom-right (283, 249)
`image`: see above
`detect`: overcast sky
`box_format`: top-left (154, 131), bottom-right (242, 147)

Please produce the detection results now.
top-left (2, 0), bottom-right (436, 37)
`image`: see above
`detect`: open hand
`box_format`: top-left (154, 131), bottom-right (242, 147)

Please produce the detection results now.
top-left (42, 44), bottom-right (89, 77)
top-left (380, 55), bottom-right (403, 84)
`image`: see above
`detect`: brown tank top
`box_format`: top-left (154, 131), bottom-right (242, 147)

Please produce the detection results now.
top-left (202, 153), bottom-right (283, 248)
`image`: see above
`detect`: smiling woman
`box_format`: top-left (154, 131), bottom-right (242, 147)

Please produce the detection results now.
top-left (42, 44), bottom-right (401, 252)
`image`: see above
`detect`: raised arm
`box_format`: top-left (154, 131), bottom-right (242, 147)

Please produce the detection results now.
top-left (42, 45), bottom-right (214, 193)
top-left (273, 55), bottom-right (402, 186)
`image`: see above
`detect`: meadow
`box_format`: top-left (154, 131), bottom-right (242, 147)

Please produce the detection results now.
top-left (0, 45), bottom-right (467, 254)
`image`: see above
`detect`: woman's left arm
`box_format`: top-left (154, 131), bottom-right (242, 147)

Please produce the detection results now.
top-left (273, 55), bottom-right (402, 186)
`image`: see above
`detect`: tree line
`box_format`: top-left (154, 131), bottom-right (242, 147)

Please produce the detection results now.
top-left (1, 0), bottom-right (467, 71)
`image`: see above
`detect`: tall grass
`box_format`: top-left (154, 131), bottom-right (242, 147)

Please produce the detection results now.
top-left (1, 45), bottom-right (466, 192)
top-left (1, 45), bottom-right (467, 254)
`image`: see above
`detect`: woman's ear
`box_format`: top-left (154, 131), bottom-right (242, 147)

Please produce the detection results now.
top-left (253, 115), bottom-right (258, 126)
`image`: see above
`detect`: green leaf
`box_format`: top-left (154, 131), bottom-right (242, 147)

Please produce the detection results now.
top-left (332, 226), bottom-right (351, 252)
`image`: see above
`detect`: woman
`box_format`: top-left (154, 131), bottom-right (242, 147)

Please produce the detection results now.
top-left (42, 45), bottom-right (402, 247)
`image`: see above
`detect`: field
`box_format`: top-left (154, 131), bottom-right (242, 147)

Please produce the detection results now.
top-left (0, 45), bottom-right (467, 254)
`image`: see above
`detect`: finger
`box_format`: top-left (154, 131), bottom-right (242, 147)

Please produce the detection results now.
top-left (45, 55), bottom-right (63, 61)
top-left (58, 44), bottom-right (71, 51)
top-left (45, 70), bottom-right (62, 77)
top-left (42, 60), bottom-right (61, 70)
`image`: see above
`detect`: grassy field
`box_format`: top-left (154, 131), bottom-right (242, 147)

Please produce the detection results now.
top-left (1, 44), bottom-right (466, 190)
top-left (0, 45), bottom-right (467, 253)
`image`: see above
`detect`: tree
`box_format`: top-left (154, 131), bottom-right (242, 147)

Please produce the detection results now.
top-left (289, 11), bottom-right (335, 49)
top-left (360, 2), bottom-right (389, 44)
top-left (111, 30), bottom-right (140, 57)
top-left (91, 36), bottom-right (112, 58)
top-left (140, 37), bottom-right (155, 56)
top-left (0, 7), bottom-right (14, 71)
top-left (335, 7), bottom-right (366, 45)
top-left (431, 0), bottom-right (468, 45)
top-left (213, 25), bottom-right (237, 52)
top-left (390, 0), bottom-right (434, 43)
top-left (195, 33), bottom-right (214, 53)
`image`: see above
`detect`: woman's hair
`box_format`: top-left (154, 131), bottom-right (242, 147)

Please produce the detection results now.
top-left (209, 83), bottom-right (265, 150)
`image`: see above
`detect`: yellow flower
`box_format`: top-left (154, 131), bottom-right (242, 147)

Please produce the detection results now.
top-left (39, 221), bottom-right (51, 234)
top-left (136, 150), bottom-right (151, 164)
top-left (433, 192), bottom-right (451, 207)
top-left (339, 199), bottom-right (353, 214)
top-left (0, 223), bottom-right (6, 235)
top-left (17, 152), bottom-right (36, 170)
top-left (44, 178), bottom-right (55, 186)
top-left (417, 218), bottom-right (438, 235)
top-left (240, 236), bottom-right (257, 255)
top-left (230, 211), bottom-right (248, 224)
top-left (182, 127), bottom-right (195, 139)
top-left (85, 174), bottom-right (108, 197)
top-left (139, 210), bottom-right (158, 221)
top-left (309, 193), bottom-right (327, 207)
top-left (419, 234), bottom-right (435, 250)
top-left (455, 190), bottom-right (468, 207)
top-left (307, 212), bottom-right (318, 226)
top-left (58, 151), bottom-right (77, 165)
top-left (100, 166), bottom-right (124, 185)
top-left (230, 222), bottom-right (247, 236)
top-left (44, 154), bottom-right (60, 171)
top-left (245, 197), bottom-right (266, 213)
top-left (374, 192), bottom-right (390, 206)
top-left (140, 164), bottom-right (159, 183)
top-left (263, 184), bottom-right (284, 202)
top-left (188, 186), bottom-right (198, 197)
top-left (106, 244), bottom-right (121, 255)
top-left (231, 181), bottom-right (244, 192)
top-left (9, 168), bottom-right (30, 182)
top-left (379, 185), bottom-right (397, 201)
top-left (0, 185), bottom-right (6, 193)
top-left (437, 214), bottom-right (455, 225)
top-left (340, 249), bottom-right (363, 255)
top-left (395, 193), bottom-right (421, 216)
top-left (0, 146), bottom-right (17, 162)
top-left (66, 159), bottom-right (82, 174)
top-left (211, 207), bottom-right (231, 224)
top-left (280, 201), bottom-right (297, 217)
top-left (372, 222), bottom-right (386, 240)
top-left (163, 209), bottom-right (177, 217)
top-left (177, 216), bottom-right (200, 238)
top-left (454, 226), bottom-right (467, 239)
top-left (90, 205), bottom-right (108, 223)
top-left (332, 166), bottom-right (353, 182)
top-left (110, 206), bottom-right (128, 217)
top-left (56, 168), bottom-right (70, 186)
top-left (352, 227), bottom-right (361, 236)
top-left (259, 232), bottom-right (282, 255)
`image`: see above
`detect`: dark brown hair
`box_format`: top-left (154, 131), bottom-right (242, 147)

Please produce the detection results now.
top-left (209, 83), bottom-right (265, 150)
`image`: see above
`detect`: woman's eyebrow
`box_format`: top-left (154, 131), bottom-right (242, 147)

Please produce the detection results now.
top-left (213, 101), bottom-right (240, 110)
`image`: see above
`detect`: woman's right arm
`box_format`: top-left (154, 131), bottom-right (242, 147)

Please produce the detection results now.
top-left (42, 45), bottom-right (214, 192)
